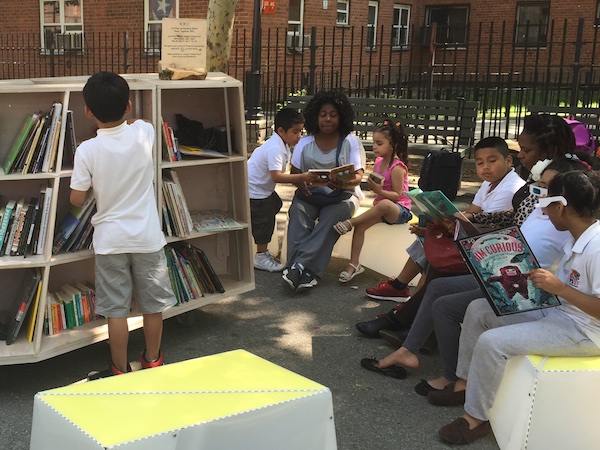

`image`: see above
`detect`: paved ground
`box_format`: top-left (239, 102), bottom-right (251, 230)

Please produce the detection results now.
top-left (0, 170), bottom-right (501, 450)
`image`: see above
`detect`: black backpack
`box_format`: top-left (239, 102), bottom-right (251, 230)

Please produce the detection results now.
top-left (418, 149), bottom-right (464, 201)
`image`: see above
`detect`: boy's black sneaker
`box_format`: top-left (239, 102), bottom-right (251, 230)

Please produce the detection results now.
top-left (297, 269), bottom-right (318, 289)
top-left (87, 362), bottom-right (132, 381)
top-left (282, 263), bottom-right (303, 290)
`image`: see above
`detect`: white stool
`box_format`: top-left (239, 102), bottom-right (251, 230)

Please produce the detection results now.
top-left (489, 354), bottom-right (600, 450)
top-left (31, 350), bottom-right (337, 450)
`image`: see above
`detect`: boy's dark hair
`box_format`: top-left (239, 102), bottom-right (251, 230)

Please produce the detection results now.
top-left (548, 170), bottom-right (600, 219)
top-left (83, 71), bottom-right (130, 123)
top-left (522, 114), bottom-right (576, 159)
top-left (275, 107), bottom-right (304, 131)
top-left (303, 90), bottom-right (355, 136)
top-left (375, 118), bottom-right (409, 165)
top-left (474, 136), bottom-right (510, 158)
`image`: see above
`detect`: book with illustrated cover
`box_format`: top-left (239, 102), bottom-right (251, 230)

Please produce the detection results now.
top-left (406, 188), bottom-right (480, 235)
top-left (178, 145), bottom-right (228, 158)
top-left (457, 225), bottom-right (561, 316)
top-left (308, 164), bottom-right (355, 186)
top-left (190, 210), bottom-right (243, 233)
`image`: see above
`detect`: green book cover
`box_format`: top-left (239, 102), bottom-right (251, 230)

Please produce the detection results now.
top-left (2, 114), bottom-right (36, 174)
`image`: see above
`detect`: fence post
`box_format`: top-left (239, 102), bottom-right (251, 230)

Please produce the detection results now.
top-left (123, 31), bottom-right (129, 74)
top-left (307, 27), bottom-right (317, 95)
top-left (570, 18), bottom-right (584, 108)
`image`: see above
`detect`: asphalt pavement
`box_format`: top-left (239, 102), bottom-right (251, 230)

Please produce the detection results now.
top-left (0, 175), bottom-right (501, 450)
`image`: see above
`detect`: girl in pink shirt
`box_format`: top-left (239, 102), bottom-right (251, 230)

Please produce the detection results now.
top-left (334, 119), bottom-right (412, 282)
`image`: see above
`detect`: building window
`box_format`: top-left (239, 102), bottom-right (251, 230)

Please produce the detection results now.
top-left (145, 0), bottom-right (179, 53)
top-left (40, 0), bottom-right (83, 52)
top-left (425, 5), bottom-right (469, 47)
top-left (392, 4), bottom-right (410, 48)
top-left (288, 0), bottom-right (306, 50)
top-left (367, 1), bottom-right (379, 49)
top-left (337, 0), bottom-right (350, 26)
top-left (515, 2), bottom-right (549, 46)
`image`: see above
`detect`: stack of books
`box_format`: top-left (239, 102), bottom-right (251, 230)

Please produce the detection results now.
top-left (45, 284), bottom-right (97, 336)
top-left (52, 196), bottom-right (96, 254)
top-left (0, 188), bottom-right (53, 257)
top-left (2, 102), bottom-right (64, 174)
top-left (161, 117), bottom-right (181, 162)
top-left (162, 169), bottom-right (193, 237)
top-left (0, 268), bottom-right (43, 345)
top-left (165, 242), bottom-right (224, 305)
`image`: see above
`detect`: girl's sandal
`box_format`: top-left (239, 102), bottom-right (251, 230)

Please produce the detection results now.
top-left (333, 220), bottom-right (353, 235)
top-left (339, 263), bottom-right (365, 283)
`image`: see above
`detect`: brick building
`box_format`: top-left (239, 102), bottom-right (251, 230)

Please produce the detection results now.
top-left (1, 1), bottom-right (598, 111)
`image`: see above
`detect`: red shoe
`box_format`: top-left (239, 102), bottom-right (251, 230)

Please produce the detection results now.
top-left (140, 350), bottom-right (164, 369)
top-left (365, 280), bottom-right (411, 302)
top-left (88, 362), bottom-right (132, 380)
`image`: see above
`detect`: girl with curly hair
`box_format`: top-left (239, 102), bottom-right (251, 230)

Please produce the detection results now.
top-left (333, 119), bottom-right (412, 282)
top-left (282, 90), bottom-right (366, 291)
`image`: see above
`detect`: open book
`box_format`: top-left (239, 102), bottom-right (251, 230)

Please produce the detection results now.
top-left (308, 164), bottom-right (355, 186)
top-left (456, 225), bottom-right (560, 316)
top-left (405, 188), bottom-right (480, 235)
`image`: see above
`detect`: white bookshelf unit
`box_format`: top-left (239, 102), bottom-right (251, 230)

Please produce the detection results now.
top-left (0, 73), bottom-right (254, 365)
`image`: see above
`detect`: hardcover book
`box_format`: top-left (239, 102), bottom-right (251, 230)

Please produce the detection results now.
top-left (406, 188), bottom-right (481, 235)
top-left (456, 225), bottom-right (561, 316)
top-left (308, 164), bottom-right (355, 186)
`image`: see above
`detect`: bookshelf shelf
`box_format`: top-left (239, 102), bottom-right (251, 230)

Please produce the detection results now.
top-left (0, 73), bottom-right (254, 365)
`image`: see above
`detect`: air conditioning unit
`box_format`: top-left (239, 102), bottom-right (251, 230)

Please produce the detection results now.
top-left (286, 33), bottom-right (311, 51)
top-left (55, 33), bottom-right (83, 51)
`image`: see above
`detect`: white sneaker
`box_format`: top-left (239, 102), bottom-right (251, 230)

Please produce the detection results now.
top-left (254, 251), bottom-right (285, 272)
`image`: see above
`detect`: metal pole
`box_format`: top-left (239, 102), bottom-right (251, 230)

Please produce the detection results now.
top-left (245, 0), bottom-right (263, 119)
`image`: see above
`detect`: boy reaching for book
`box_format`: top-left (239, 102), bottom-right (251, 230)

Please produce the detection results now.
top-left (333, 119), bottom-right (413, 282)
top-left (70, 72), bottom-right (177, 379)
top-left (248, 107), bottom-right (317, 272)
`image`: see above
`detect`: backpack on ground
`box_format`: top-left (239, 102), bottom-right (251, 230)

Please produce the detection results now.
top-left (564, 116), bottom-right (597, 155)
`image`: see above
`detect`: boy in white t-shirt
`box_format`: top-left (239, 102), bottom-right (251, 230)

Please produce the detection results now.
top-left (248, 108), bottom-right (317, 272)
top-left (70, 72), bottom-right (176, 380)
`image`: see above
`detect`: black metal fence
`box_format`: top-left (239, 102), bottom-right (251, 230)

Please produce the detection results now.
top-left (2, 18), bottom-right (599, 141)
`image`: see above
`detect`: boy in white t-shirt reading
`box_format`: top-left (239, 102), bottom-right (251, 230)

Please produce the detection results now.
top-left (70, 72), bottom-right (176, 380)
top-left (248, 108), bottom-right (317, 272)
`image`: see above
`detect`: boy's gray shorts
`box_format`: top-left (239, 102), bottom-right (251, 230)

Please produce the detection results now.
top-left (406, 239), bottom-right (429, 271)
top-left (94, 250), bottom-right (177, 318)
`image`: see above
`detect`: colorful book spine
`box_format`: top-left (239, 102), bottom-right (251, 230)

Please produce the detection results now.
top-left (2, 114), bottom-right (36, 174)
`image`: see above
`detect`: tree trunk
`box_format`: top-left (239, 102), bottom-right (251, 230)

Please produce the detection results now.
top-left (206, 0), bottom-right (238, 72)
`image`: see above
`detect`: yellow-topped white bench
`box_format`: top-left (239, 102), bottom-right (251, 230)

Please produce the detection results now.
top-left (31, 349), bottom-right (337, 450)
top-left (489, 354), bottom-right (600, 450)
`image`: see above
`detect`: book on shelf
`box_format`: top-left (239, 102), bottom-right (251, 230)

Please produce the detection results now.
top-left (1, 268), bottom-right (43, 345)
top-left (0, 200), bottom-right (17, 252)
top-left (161, 118), bottom-right (178, 162)
top-left (62, 110), bottom-right (77, 169)
top-left (190, 210), bottom-right (244, 233)
top-left (11, 196), bottom-right (38, 256)
top-left (41, 102), bottom-right (62, 173)
top-left (456, 225), bottom-right (561, 316)
top-left (178, 145), bottom-right (228, 158)
top-left (308, 164), bottom-right (355, 186)
top-left (162, 169), bottom-right (194, 236)
top-left (188, 243), bottom-right (225, 293)
top-left (4, 198), bottom-right (25, 256)
top-left (11, 113), bottom-right (42, 173)
top-left (25, 276), bottom-right (43, 342)
top-left (2, 113), bottom-right (38, 174)
top-left (52, 195), bottom-right (96, 254)
top-left (36, 187), bottom-right (53, 255)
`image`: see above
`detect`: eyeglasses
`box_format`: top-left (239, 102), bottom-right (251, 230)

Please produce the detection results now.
top-left (537, 195), bottom-right (568, 208)
top-left (529, 184), bottom-right (548, 197)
